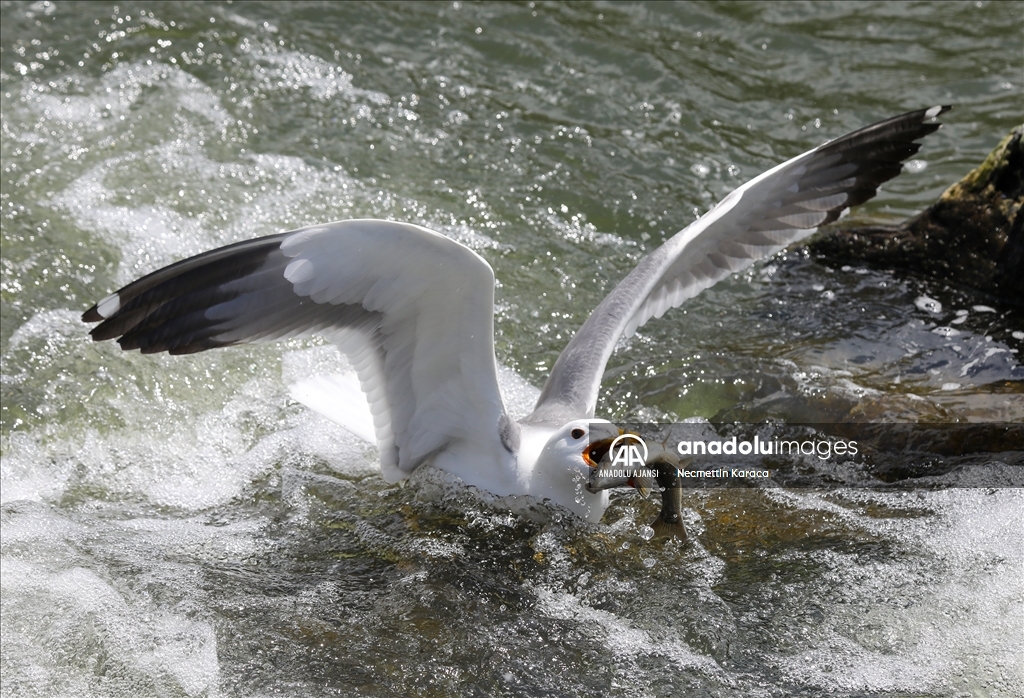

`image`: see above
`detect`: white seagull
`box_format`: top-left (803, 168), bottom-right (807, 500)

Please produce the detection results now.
top-left (84, 106), bottom-right (949, 522)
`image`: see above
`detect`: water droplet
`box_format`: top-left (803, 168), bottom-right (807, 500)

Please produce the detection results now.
top-left (915, 296), bottom-right (942, 314)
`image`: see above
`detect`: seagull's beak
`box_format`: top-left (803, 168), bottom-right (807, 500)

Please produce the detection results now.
top-left (584, 428), bottom-right (651, 495)
top-left (582, 429), bottom-right (622, 468)
top-left (585, 431), bottom-right (677, 498)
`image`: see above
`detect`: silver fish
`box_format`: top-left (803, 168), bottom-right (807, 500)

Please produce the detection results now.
top-left (586, 446), bottom-right (689, 541)
top-left (647, 453), bottom-right (687, 541)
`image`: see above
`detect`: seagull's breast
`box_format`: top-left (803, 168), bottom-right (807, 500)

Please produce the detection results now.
top-left (430, 439), bottom-right (524, 498)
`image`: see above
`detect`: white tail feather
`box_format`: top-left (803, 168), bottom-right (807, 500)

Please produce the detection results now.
top-left (288, 372), bottom-right (377, 444)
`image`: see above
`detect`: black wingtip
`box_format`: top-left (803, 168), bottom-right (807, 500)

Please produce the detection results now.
top-left (79, 232), bottom-right (290, 354)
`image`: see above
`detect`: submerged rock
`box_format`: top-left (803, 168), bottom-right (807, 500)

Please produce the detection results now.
top-left (809, 126), bottom-right (1024, 304)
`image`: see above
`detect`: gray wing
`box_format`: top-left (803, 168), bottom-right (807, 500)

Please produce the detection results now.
top-left (528, 106), bottom-right (951, 423)
top-left (84, 219), bottom-right (512, 483)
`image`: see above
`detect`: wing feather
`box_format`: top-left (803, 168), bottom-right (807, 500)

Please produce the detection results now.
top-left (529, 106), bottom-right (951, 422)
top-left (84, 219), bottom-right (511, 481)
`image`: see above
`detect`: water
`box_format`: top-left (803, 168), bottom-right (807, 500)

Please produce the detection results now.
top-left (2, 1), bottom-right (1022, 696)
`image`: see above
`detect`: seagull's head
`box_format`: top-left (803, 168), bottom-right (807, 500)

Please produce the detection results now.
top-left (529, 419), bottom-right (620, 523)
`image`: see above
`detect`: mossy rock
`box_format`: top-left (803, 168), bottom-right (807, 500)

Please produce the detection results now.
top-left (808, 126), bottom-right (1024, 305)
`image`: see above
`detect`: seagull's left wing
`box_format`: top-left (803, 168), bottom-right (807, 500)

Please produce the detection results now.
top-left (530, 106), bottom-right (950, 422)
top-left (84, 219), bottom-right (512, 483)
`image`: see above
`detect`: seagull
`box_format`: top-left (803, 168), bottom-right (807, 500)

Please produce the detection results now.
top-left (83, 106), bottom-right (949, 522)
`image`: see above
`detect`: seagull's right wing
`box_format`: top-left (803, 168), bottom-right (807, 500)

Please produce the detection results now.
top-left (83, 219), bottom-right (512, 483)
top-left (530, 106), bottom-right (951, 423)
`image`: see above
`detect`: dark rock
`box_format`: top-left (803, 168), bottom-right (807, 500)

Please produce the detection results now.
top-left (808, 126), bottom-right (1024, 305)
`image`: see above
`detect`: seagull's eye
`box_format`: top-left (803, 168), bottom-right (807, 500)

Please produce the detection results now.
top-left (571, 427), bottom-right (586, 440)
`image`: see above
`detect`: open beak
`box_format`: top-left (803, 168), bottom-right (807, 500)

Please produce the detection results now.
top-left (582, 430), bottom-right (621, 468)
top-left (583, 429), bottom-right (655, 496)
top-left (584, 430), bottom-right (663, 497)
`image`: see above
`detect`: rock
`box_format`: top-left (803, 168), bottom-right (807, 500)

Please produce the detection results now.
top-left (808, 126), bottom-right (1024, 305)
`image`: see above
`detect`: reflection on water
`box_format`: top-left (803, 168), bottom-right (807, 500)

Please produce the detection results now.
top-left (2, 1), bottom-right (1022, 696)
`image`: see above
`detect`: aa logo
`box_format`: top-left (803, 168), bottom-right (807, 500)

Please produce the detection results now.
top-left (609, 433), bottom-right (648, 469)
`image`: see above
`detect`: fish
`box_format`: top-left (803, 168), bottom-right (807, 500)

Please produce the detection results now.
top-left (586, 446), bottom-right (688, 541)
top-left (647, 454), bottom-right (687, 541)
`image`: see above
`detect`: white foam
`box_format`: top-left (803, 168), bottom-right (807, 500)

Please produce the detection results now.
top-left (532, 585), bottom-right (721, 675)
top-left (241, 40), bottom-right (388, 104)
top-left (766, 488), bottom-right (1024, 694)
top-left (1, 508), bottom-right (225, 697)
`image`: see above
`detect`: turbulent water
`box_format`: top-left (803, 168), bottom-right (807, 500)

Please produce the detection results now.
top-left (2, 1), bottom-right (1022, 696)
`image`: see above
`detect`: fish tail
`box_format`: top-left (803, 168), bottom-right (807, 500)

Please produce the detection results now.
top-left (651, 516), bottom-right (688, 541)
